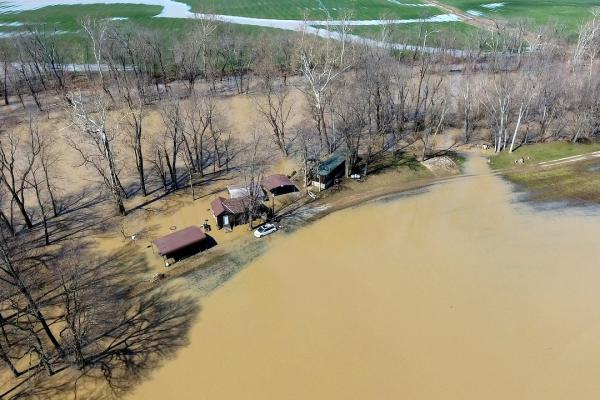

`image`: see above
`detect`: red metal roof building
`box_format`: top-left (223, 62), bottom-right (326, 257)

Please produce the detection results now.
top-left (152, 226), bottom-right (208, 261)
top-left (210, 196), bottom-right (252, 228)
top-left (262, 174), bottom-right (298, 196)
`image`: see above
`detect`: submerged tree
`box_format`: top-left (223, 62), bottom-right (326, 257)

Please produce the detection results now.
top-left (254, 67), bottom-right (294, 156)
top-left (66, 91), bottom-right (127, 215)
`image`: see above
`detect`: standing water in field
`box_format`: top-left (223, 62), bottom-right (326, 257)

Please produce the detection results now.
top-left (131, 155), bottom-right (600, 400)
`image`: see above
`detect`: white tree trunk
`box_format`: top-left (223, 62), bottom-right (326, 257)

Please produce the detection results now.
top-left (509, 106), bottom-right (525, 153)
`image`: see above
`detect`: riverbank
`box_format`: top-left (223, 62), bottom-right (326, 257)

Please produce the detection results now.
top-left (134, 152), bottom-right (462, 297)
top-left (490, 142), bottom-right (600, 205)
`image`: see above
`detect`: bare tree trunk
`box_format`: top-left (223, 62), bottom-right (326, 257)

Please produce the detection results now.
top-left (2, 61), bottom-right (8, 106)
top-left (30, 172), bottom-right (49, 245)
top-left (509, 105), bottom-right (525, 153)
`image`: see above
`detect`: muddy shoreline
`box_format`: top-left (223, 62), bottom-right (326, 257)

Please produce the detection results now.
top-left (134, 169), bottom-right (460, 298)
top-left (138, 149), bottom-right (600, 298)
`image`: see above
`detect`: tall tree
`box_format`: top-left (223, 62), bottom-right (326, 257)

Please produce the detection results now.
top-left (254, 66), bottom-right (294, 156)
top-left (66, 92), bottom-right (127, 215)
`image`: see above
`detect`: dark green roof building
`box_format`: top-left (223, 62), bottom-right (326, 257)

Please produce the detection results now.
top-left (313, 150), bottom-right (346, 190)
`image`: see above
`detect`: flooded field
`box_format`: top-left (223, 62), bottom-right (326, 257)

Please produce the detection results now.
top-left (130, 154), bottom-right (600, 400)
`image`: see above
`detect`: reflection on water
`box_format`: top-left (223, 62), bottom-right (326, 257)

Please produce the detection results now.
top-left (130, 155), bottom-right (600, 400)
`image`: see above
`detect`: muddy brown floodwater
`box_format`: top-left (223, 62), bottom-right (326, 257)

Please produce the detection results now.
top-left (130, 155), bottom-right (600, 400)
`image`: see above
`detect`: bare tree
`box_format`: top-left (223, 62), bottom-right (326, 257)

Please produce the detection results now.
top-left (122, 87), bottom-right (148, 196)
top-left (572, 8), bottom-right (600, 75)
top-left (533, 66), bottom-right (567, 143)
top-left (334, 81), bottom-right (366, 176)
top-left (0, 233), bottom-right (65, 364)
top-left (149, 138), bottom-right (169, 192)
top-left (12, 38), bottom-right (44, 110)
top-left (183, 91), bottom-right (219, 176)
top-left (160, 94), bottom-right (184, 190)
top-left (81, 17), bottom-right (112, 98)
top-left (66, 91), bottom-right (127, 215)
top-left (240, 131), bottom-right (271, 229)
top-left (480, 72), bottom-right (514, 152)
top-left (254, 67), bottom-right (294, 156)
top-left (568, 73), bottom-right (600, 143)
top-left (407, 44), bottom-right (447, 160)
top-left (0, 41), bottom-right (10, 106)
top-left (419, 87), bottom-right (449, 161)
top-left (509, 66), bottom-right (537, 153)
top-left (175, 32), bottom-right (203, 94)
top-left (0, 236), bottom-right (199, 399)
top-left (103, 27), bottom-right (155, 198)
top-left (297, 20), bottom-right (352, 153)
top-left (27, 166), bottom-right (49, 245)
top-left (0, 115), bottom-right (44, 229)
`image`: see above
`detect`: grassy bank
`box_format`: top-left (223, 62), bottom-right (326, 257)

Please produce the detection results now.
top-left (489, 142), bottom-right (600, 170)
top-left (506, 158), bottom-right (600, 205)
top-left (491, 142), bottom-right (600, 205)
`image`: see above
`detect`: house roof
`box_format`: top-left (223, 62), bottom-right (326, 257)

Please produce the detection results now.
top-left (317, 151), bottom-right (345, 176)
top-left (153, 226), bottom-right (207, 256)
top-left (210, 197), bottom-right (227, 217)
top-left (211, 196), bottom-right (250, 217)
top-left (228, 183), bottom-right (267, 200)
top-left (262, 174), bottom-right (297, 192)
top-left (228, 185), bottom-right (252, 199)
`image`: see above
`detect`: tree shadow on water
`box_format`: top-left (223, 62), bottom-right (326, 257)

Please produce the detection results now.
top-left (3, 246), bottom-right (201, 400)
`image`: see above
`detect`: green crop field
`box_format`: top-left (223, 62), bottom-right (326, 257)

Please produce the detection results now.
top-left (350, 21), bottom-right (480, 46)
top-left (0, 0), bottom-right (442, 22)
top-left (442, 0), bottom-right (599, 29)
top-left (183, 0), bottom-right (440, 19)
top-left (0, 4), bottom-right (162, 32)
top-left (0, 0), bottom-right (598, 44)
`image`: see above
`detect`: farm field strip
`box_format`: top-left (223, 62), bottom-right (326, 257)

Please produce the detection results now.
top-left (438, 0), bottom-right (600, 27)
top-left (0, 0), bottom-right (465, 46)
top-left (0, 0), bottom-right (445, 20)
top-left (0, 0), bottom-right (597, 48)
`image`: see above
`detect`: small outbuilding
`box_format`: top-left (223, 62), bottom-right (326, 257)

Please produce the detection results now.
top-left (210, 196), bottom-right (251, 229)
top-left (262, 174), bottom-right (299, 196)
top-left (312, 151), bottom-right (346, 189)
top-left (152, 226), bottom-right (209, 263)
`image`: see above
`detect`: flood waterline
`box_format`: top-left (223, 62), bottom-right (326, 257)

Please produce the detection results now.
top-left (130, 154), bottom-right (600, 400)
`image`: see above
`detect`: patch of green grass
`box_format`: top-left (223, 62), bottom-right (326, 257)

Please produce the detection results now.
top-left (183, 0), bottom-right (442, 19)
top-left (489, 142), bottom-right (600, 170)
top-left (350, 21), bottom-right (481, 47)
top-left (369, 150), bottom-right (431, 176)
top-left (441, 0), bottom-right (598, 31)
top-left (506, 158), bottom-right (600, 205)
top-left (0, 4), bottom-right (163, 31)
top-left (122, 16), bottom-right (291, 42)
top-left (0, 0), bottom-right (444, 22)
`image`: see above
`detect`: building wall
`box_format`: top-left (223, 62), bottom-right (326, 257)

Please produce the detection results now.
top-left (312, 162), bottom-right (346, 189)
top-left (214, 212), bottom-right (248, 229)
